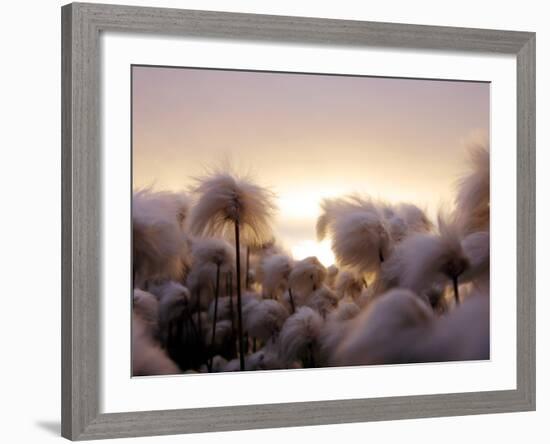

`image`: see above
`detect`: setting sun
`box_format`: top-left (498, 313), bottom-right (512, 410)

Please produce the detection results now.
top-left (291, 239), bottom-right (335, 267)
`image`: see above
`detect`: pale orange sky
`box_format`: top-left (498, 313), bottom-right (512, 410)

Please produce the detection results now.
top-left (132, 66), bottom-right (489, 265)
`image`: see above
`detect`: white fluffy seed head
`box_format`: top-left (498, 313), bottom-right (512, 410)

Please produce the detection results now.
top-left (386, 214), bottom-right (408, 244)
top-left (413, 291), bottom-right (489, 362)
top-left (186, 238), bottom-right (235, 310)
top-left (288, 256), bottom-right (327, 299)
top-left (279, 306), bottom-right (324, 365)
top-left (191, 237), bottom-right (235, 269)
top-left (133, 289), bottom-right (159, 326)
top-left (133, 189), bottom-right (191, 228)
top-left (382, 214), bottom-right (469, 296)
top-left (148, 280), bottom-right (189, 304)
top-left (189, 172), bottom-right (276, 246)
top-left (205, 319), bottom-right (233, 348)
top-left (243, 299), bottom-right (289, 340)
top-left (133, 190), bottom-right (190, 287)
top-left (454, 144), bottom-right (490, 235)
top-left (207, 296), bottom-right (233, 322)
top-left (319, 292), bottom-right (363, 366)
top-left (316, 195), bottom-right (378, 241)
top-left (223, 344), bottom-right (283, 372)
top-left (259, 254), bottom-right (293, 299)
top-left (306, 285), bottom-right (339, 318)
top-left (325, 265), bottom-right (339, 289)
top-left (395, 203), bottom-right (433, 234)
top-left (246, 345), bottom-right (284, 371)
top-left (132, 314), bottom-right (180, 376)
top-left (327, 299), bottom-right (360, 323)
top-left (331, 210), bottom-right (391, 274)
top-left (335, 270), bottom-right (364, 301)
top-left (155, 282), bottom-right (192, 343)
top-left (460, 230), bottom-right (490, 289)
top-left (335, 289), bottom-right (434, 366)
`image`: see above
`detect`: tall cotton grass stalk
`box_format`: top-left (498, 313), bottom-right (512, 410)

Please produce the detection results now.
top-left (454, 143), bottom-right (490, 235)
top-left (188, 238), bottom-right (234, 369)
top-left (227, 272), bottom-right (236, 355)
top-left (234, 223), bottom-right (245, 368)
top-left (189, 172), bottom-right (276, 244)
top-left (190, 172), bottom-right (276, 370)
top-left (288, 288), bottom-right (296, 313)
top-left (245, 247), bottom-right (251, 289)
top-left (186, 238), bottom-right (234, 312)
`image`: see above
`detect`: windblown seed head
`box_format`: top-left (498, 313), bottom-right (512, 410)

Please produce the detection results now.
top-left (132, 189), bottom-right (190, 287)
top-left (288, 256), bottom-right (327, 298)
top-left (306, 285), bottom-right (339, 318)
top-left (331, 210), bottom-right (391, 273)
top-left (133, 289), bottom-right (159, 334)
top-left (259, 254), bottom-right (293, 299)
top-left (454, 144), bottom-right (490, 234)
top-left (243, 299), bottom-right (289, 340)
top-left (189, 172), bottom-right (277, 246)
top-left (335, 289), bottom-right (434, 366)
top-left (382, 213), bottom-right (469, 297)
top-left (279, 306), bottom-right (324, 365)
top-left (335, 270), bottom-right (364, 301)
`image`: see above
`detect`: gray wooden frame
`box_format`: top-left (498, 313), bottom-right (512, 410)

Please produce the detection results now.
top-left (61, 2), bottom-right (536, 440)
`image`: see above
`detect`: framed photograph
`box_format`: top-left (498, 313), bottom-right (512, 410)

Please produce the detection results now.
top-left (61, 2), bottom-right (535, 440)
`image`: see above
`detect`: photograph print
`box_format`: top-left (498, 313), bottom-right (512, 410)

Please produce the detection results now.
top-left (131, 66), bottom-right (490, 376)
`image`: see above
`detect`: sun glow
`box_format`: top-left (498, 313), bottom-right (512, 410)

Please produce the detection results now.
top-left (291, 239), bottom-right (335, 267)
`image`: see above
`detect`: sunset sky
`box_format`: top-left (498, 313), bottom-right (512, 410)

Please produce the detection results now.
top-left (132, 66), bottom-right (489, 266)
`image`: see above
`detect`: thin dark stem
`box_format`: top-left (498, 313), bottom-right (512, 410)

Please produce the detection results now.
top-left (228, 272), bottom-right (235, 333)
top-left (245, 247), bottom-right (250, 290)
top-left (227, 271), bottom-right (236, 359)
top-left (252, 337), bottom-right (257, 353)
top-left (209, 263), bottom-right (221, 371)
top-left (234, 220), bottom-right (246, 371)
top-left (288, 287), bottom-right (296, 314)
top-left (452, 276), bottom-right (460, 306)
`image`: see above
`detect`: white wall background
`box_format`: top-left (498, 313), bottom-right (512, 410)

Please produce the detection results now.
top-left (0, 0), bottom-right (546, 443)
